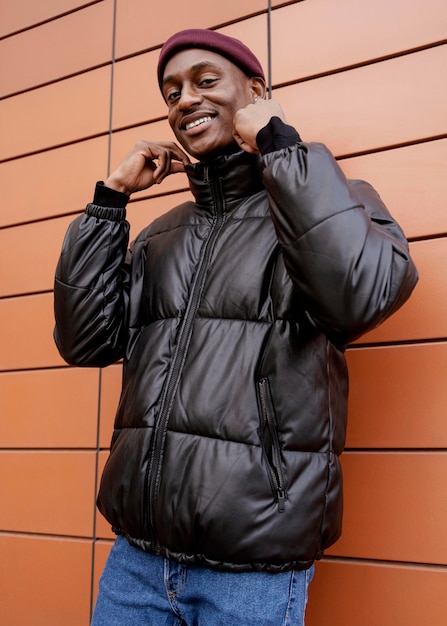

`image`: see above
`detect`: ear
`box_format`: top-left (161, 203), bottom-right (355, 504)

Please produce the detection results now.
top-left (249, 77), bottom-right (267, 101)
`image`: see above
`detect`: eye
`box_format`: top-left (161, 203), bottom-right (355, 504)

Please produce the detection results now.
top-left (166, 88), bottom-right (181, 103)
top-left (198, 77), bottom-right (218, 88)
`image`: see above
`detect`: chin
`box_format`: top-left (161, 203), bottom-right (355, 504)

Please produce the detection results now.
top-left (187, 140), bottom-right (240, 162)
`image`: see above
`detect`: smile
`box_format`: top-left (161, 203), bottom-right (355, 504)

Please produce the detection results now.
top-left (185, 116), bottom-right (212, 131)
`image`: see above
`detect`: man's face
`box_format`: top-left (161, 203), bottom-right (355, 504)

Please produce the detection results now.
top-left (162, 48), bottom-right (255, 160)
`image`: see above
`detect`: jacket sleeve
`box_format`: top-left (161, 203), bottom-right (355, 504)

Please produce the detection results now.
top-left (53, 201), bottom-right (131, 367)
top-left (261, 141), bottom-right (418, 344)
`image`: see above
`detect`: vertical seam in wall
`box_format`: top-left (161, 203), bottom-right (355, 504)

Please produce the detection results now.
top-left (90, 368), bottom-right (103, 621)
top-left (89, 1), bottom-right (118, 620)
top-left (267, 0), bottom-right (273, 98)
top-left (107, 0), bottom-right (118, 177)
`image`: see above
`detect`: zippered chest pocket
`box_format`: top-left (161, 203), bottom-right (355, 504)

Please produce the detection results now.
top-left (258, 378), bottom-right (288, 512)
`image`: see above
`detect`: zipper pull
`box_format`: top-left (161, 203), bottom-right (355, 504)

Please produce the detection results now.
top-left (277, 489), bottom-right (286, 513)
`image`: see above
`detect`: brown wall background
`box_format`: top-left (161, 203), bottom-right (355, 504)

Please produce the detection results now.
top-left (1, 1), bottom-right (446, 623)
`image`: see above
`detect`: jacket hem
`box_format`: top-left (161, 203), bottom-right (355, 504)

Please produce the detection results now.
top-left (123, 533), bottom-right (319, 573)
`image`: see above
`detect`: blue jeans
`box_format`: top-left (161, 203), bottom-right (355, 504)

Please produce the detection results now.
top-left (92, 535), bottom-right (314, 625)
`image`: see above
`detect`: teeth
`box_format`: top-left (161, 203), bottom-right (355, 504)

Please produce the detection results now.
top-left (185, 116), bottom-right (212, 130)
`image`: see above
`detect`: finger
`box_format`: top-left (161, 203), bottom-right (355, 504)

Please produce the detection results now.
top-left (167, 143), bottom-right (191, 166)
top-left (170, 161), bottom-right (188, 174)
top-left (233, 130), bottom-right (259, 155)
top-left (152, 155), bottom-right (171, 183)
top-left (154, 152), bottom-right (189, 184)
top-left (142, 141), bottom-right (191, 167)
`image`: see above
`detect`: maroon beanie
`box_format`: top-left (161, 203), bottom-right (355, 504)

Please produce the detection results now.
top-left (157, 29), bottom-right (265, 91)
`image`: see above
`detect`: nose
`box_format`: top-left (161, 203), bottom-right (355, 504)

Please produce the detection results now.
top-left (178, 82), bottom-right (202, 110)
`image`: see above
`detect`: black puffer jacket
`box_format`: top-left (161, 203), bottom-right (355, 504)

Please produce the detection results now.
top-left (54, 141), bottom-right (417, 572)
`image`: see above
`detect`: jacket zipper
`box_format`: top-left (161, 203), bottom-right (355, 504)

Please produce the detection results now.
top-left (258, 377), bottom-right (287, 512)
top-left (145, 165), bottom-right (226, 550)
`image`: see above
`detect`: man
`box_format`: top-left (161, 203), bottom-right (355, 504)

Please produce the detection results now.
top-left (54, 29), bottom-right (418, 625)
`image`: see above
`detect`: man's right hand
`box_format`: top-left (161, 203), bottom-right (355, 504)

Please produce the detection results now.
top-left (105, 141), bottom-right (191, 196)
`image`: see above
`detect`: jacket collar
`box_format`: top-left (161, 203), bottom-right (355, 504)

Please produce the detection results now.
top-left (184, 150), bottom-right (265, 209)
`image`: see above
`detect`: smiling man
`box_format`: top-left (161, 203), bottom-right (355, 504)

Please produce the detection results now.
top-left (54, 29), bottom-right (418, 625)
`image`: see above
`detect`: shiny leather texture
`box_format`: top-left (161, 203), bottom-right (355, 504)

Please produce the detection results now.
top-left (54, 144), bottom-right (417, 572)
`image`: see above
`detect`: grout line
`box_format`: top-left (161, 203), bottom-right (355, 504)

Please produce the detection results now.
top-left (0, 1), bottom-right (103, 41)
top-left (1, 35), bottom-right (445, 102)
top-left (272, 39), bottom-right (447, 92)
top-left (267, 0), bottom-right (273, 99)
top-left (343, 449), bottom-right (447, 454)
top-left (1, 125), bottom-right (445, 166)
top-left (348, 336), bottom-right (447, 350)
top-left (90, 367), bottom-right (102, 621)
top-left (320, 555), bottom-right (447, 571)
top-left (89, 4), bottom-right (118, 618)
top-left (335, 133), bottom-right (447, 161)
top-left (0, 529), bottom-right (114, 542)
top-left (1, 529), bottom-right (445, 571)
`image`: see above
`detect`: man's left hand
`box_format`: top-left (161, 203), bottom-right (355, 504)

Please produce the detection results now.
top-left (233, 98), bottom-right (286, 154)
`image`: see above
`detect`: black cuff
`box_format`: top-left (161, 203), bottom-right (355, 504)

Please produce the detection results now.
top-left (93, 181), bottom-right (130, 209)
top-left (86, 203), bottom-right (127, 222)
top-left (256, 117), bottom-right (301, 155)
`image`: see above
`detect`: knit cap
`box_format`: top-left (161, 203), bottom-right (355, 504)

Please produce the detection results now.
top-left (157, 29), bottom-right (265, 91)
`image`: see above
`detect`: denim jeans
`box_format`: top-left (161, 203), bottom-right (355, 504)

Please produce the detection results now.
top-left (91, 535), bottom-right (314, 626)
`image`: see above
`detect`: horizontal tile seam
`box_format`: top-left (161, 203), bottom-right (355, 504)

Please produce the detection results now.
top-left (0, 0), bottom-right (299, 48)
top-left (1, 127), bottom-right (445, 170)
top-left (273, 39), bottom-right (447, 91)
top-left (350, 335), bottom-right (447, 350)
top-left (0, 529), bottom-right (109, 542)
top-left (0, 1), bottom-right (103, 41)
top-left (1, 38), bottom-right (445, 102)
top-left (321, 554), bottom-right (447, 571)
top-left (0, 533), bottom-right (445, 570)
top-left (343, 449), bottom-right (447, 454)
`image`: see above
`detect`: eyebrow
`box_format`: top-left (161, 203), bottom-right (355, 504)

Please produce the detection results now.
top-left (162, 61), bottom-right (222, 86)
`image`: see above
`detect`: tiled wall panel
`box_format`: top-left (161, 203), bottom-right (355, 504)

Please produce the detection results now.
top-left (0, 534), bottom-right (92, 626)
top-left (358, 239), bottom-right (447, 343)
top-left (114, 0), bottom-right (282, 59)
top-left (1, 368), bottom-right (100, 448)
top-left (0, 67), bottom-right (111, 160)
top-left (271, 0), bottom-right (447, 84)
top-left (0, 294), bottom-right (63, 370)
top-left (0, 216), bottom-right (76, 297)
top-left (329, 452), bottom-right (447, 565)
top-left (340, 139), bottom-right (447, 239)
top-left (277, 46), bottom-right (446, 154)
top-left (1, 0), bottom-right (446, 622)
top-left (0, 0), bottom-right (98, 37)
top-left (346, 343), bottom-right (447, 449)
top-left (111, 52), bottom-right (164, 128)
top-left (0, 1), bottom-right (114, 96)
top-left (307, 559), bottom-right (447, 626)
top-left (0, 451), bottom-right (96, 536)
top-left (0, 136), bottom-right (109, 226)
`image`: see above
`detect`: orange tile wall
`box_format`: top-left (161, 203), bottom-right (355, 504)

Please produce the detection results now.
top-left (1, 0), bottom-right (446, 623)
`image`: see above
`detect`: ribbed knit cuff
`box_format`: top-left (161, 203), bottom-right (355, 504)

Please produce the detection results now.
top-left (93, 181), bottom-right (130, 209)
top-left (256, 117), bottom-right (301, 155)
top-left (84, 182), bottom-right (129, 222)
top-left (86, 203), bottom-right (127, 222)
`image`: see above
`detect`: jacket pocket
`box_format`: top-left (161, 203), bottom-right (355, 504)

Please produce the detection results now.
top-left (258, 377), bottom-right (287, 512)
